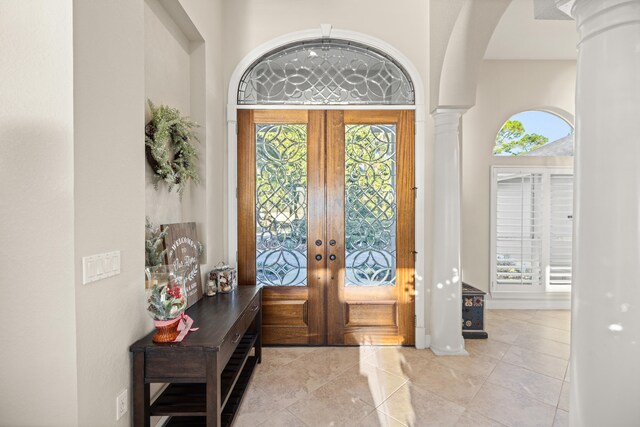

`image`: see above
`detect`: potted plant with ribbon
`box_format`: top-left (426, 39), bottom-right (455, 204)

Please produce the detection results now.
top-left (145, 266), bottom-right (191, 343)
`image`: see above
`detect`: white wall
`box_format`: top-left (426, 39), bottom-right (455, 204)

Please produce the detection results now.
top-left (72, 0), bottom-right (147, 425)
top-left (180, 0), bottom-right (226, 269)
top-left (144, 0), bottom-right (192, 226)
top-left (144, 0), bottom-right (225, 273)
top-left (0, 1), bottom-right (78, 425)
top-left (461, 60), bottom-right (576, 293)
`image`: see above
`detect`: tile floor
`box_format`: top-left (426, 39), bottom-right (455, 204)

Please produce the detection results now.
top-left (235, 309), bottom-right (571, 427)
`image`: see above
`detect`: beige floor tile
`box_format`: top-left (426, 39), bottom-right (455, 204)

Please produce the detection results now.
top-left (485, 318), bottom-right (529, 344)
top-left (260, 346), bottom-right (319, 367)
top-left (553, 409), bottom-right (569, 427)
top-left (488, 310), bottom-right (537, 321)
top-left (464, 338), bottom-right (512, 360)
top-left (279, 346), bottom-right (363, 391)
top-left (455, 409), bottom-right (506, 426)
top-left (558, 382), bottom-right (570, 412)
top-left (235, 367), bottom-right (312, 420)
top-left (255, 408), bottom-right (308, 427)
top-left (363, 346), bottom-right (433, 378)
top-left (359, 410), bottom-right (407, 427)
top-left (513, 334), bottom-right (571, 360)
top-left (469, 383), bottom-right (557, 427)
top-left (521, 323), bottom-right (571, 345)
top-left (536, 310), bottom-right (571, 322)
top-left (327, 363), bottom-right (408, 408)
top-left (286, 378), bottom-right (376, 427)
top-left (377, 383), bottom-right (466, 427)
top-left (404, 357), bottom-right (486, 405)
top-left (431, 351), bottom-right (499, 378)
top-left (502, 345), bottom-right (568, 380)
top-left (527, 313), bottom-right (571, 332)
top-left (487, 362), bottom-right (563, 406)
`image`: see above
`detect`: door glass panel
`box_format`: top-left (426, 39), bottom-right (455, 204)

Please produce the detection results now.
top-left (256, 124), bottom-right (308, 286)
top-left (345, 124), bottom-right (397, 286)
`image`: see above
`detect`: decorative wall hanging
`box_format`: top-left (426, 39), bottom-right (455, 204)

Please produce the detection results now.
top-left (145, 100), bottom-right (200, 197)
top-left (161, 222), bottom-right (203, 308)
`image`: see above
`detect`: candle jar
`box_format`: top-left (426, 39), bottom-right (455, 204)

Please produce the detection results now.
top-left (206, 278), bottom-right (217, 297)
top-left (210, 262), bottom-right (237, 294)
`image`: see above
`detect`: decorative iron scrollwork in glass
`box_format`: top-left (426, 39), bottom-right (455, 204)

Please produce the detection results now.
top-left (345, 124), bottom-right (397, 286)
top-left (238, 39), bottom-right (415, 105)
top-left (256, 124), bottom-right (308, 286)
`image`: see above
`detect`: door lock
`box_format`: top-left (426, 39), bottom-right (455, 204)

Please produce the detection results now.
top-left (329, 239), bottom-right (336, 246)
top-left (315, 239), bottom-right (323, 246)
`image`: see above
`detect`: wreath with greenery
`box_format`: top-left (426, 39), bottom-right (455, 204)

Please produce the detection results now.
top-left (145, 100), bottom-right (200, 197)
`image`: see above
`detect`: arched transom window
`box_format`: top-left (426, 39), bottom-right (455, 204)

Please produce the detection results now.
top-left (237, 39), bottom-right (415, 105)
top-left (494, 110), bottom-right (574, 156)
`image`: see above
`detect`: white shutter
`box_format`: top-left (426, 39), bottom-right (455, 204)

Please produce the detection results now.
top-left (549, 174), bottom-right (573, 287)
top-left (495, 173), bottom-right (544, 288)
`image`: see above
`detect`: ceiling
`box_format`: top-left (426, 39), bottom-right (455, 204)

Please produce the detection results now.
top-left (484, 0), bottom-right (578, 60)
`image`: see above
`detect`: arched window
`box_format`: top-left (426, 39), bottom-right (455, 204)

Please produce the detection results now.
top-left (494, 110), bottom-right (574, 156)
top-left (237, 39), bottom-right (415, 105)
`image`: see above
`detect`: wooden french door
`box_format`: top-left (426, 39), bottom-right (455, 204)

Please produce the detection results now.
top-left (238, 109), bottom-right (414, 345)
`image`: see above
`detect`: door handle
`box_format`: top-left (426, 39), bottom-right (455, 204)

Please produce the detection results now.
top-left (329, 254), bottom-right (336, 261)
top-left (315, 254), bottom-right (322, 261)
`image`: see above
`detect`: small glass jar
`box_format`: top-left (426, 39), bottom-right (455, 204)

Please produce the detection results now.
top-left (206, 278), bottom-right (217, 297)
top-left (210, 262), bottom-right (237, 294)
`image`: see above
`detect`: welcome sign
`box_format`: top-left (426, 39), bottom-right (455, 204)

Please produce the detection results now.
top-left (161, 222), bottom-right (203, 308)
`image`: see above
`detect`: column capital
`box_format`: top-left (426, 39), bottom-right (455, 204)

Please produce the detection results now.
top-left (557, 0), bottom-right (640, 39)
top-left (432, 108), bottom-right (466, 136)
top-left (432, 107), bottom-right (468, 118)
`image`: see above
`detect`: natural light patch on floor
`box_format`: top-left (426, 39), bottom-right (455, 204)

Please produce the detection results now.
top-left (234, 309), bottom-right (570, 426)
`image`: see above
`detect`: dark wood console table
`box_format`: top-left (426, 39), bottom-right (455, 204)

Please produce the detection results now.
top-left (131, 286), bottom-right (262, 427)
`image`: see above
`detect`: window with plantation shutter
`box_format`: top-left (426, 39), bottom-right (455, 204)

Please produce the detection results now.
top-left (494, 173), bottom-right (544, 290)
top-left (548, 174), bottom-right (573, 289)
top-left (491, 167), bottom-right (573, 295)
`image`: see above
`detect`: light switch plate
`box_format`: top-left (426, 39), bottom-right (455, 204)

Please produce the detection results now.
top-left (82, 251), bottom-right (121, 284)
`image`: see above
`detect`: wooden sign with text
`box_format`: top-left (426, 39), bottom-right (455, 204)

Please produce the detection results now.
top-left (161, 222), bottom-right (203, 309)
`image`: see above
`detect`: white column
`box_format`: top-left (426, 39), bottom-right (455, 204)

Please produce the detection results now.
top-left (559, 0), bottom-right (640, 425)
top-left (430, 109), bottom-right (467, 356)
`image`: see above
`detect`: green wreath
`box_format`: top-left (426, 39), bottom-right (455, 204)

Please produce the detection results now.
top-left (145, 100), bottom-right (200, 197)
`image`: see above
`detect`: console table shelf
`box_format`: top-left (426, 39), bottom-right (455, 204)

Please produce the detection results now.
top-left (131, 287), bottom-right (262, 427)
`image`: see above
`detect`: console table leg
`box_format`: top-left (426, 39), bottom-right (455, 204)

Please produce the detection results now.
top-left (206, 352), bottom-right (221, 427)
top-left (256, 308), bottom-right (262, 364)
top-left (133, 352), bottom-right (150, 427)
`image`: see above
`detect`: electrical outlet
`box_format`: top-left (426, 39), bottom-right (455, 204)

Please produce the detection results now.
top-left (116, 389), bottom-right (128, 421)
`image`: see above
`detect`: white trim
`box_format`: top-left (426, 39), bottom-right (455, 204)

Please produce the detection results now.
top-left (226, 26), bottom-right (427, 348)
top-left (415, 328), bottom-right (428, 349)
top-left (237, 104), bottom-right (417, 110)
top-left (486, 292), bottom-right (571, 310)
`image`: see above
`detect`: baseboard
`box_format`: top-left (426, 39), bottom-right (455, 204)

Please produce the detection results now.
top-left (486, 292), bottom-right (571, 309)
top-left (415, 328), bottom-right (429, 349)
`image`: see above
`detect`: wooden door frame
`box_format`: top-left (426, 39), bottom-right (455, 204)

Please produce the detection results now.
top-left (238, 109), bottom-right (415, 345)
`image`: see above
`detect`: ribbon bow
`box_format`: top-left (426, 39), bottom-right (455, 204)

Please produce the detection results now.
top-left (174, 313), bottom-right (199, 342)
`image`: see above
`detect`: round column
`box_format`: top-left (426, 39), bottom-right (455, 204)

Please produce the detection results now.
top-left (562, 0), bottom-right (640, 425)
top-left (430, 109), bottom-right (467, 356)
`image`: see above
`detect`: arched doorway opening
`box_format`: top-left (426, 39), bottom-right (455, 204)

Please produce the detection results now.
top-left (227, 29), bottom-right (426, 346)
